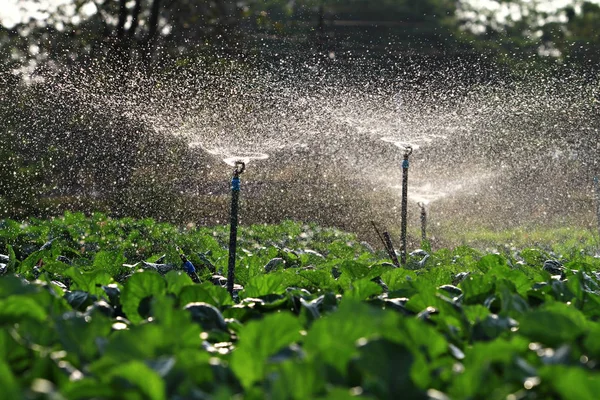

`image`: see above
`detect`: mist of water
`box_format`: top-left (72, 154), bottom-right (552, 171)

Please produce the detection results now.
top-left (9, 58), bottom-right (600, 244)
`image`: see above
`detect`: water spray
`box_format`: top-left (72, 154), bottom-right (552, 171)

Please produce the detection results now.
top-left (400, 146), bottom-right (413, 265)
top-left (227, 161), bottom-right (245, 297)
top-left (418, 202), bottom-right (427, 243)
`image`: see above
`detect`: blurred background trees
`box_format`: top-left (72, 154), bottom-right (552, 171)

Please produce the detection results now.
top-left (2, 0), bottom-right (600, 73)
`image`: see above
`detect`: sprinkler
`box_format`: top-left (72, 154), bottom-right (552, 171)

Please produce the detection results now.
top-left (400, 146), bottom-right (413, 265)
top-left (418, 202), bottom-right (427, 243)
top-left (177, 246), bottom-right (200, 283)
top-left (227, 161), bottom-right (245, 297)
top-left (595, 176), bottom-right (600, 241)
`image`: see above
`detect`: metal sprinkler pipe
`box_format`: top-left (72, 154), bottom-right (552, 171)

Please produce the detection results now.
top-left (227, 161), bottom-right (245, 297)
top-left (595, 176), bottom-right (600, 241)
top-left (418, 202), bottom-right (427, 243)
top-left (400, 146), bottom-right (412, 265)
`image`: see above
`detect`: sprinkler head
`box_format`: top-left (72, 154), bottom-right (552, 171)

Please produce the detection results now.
top-left (233, 161), bottom-right (246, 177)
top-left (404, 145), bottom-right (413, 157)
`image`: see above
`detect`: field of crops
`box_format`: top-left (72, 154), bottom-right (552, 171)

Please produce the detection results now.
top-left (1, 212), bottom-right (600, 399)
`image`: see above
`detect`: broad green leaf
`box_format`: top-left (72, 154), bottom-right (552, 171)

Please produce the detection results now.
top-left (0, 360), bottom-right (21, 399)
top-left (121, 271), bottom-right (166, 324)
top-left (401, 318), bottom-right (448, 360)
top-left (304, 300), bottom-right (400, 375)
top-left (5, 244), bottom-right (17, 274)
top-left (463, 304), bottom-right (491, 325)
top-left (354, 339), bottom-right (425, 399)
top-left (583, 322), bottom-right (600, 357)
top-left (242, 274), bottom-right (287, 298)
top-left (65, 290), bottom-right (97, 311)
top-left (519, 248), bottom-right (547, 266)
top-left (268, 360), bottom-right (326, 400)
top-left (471, 314), bottom-right (516, 341)
top-left (91, 326), bottom-right (166, 372)
top-left (164, 270), bottom-right (193, 296)
top-left (293, 268), bottom-right (337, 292)
top-left (230, 312), bottom-right (302, 389)
top-left (154, 296), bottom-right (204, 345)
top-left (93, 250), bottom-right (126, 276)
top-left (449, 337), bottom-right (529, 398)
top-left (54, 311), bottom-right (112, 364)
top-left (460, 274), bottom-right (495, 304)
top-left (104, 360), bottom-right (166, 400)
top-left (495, 269), bottom-right (532, 298)
top-left (338, 260), bottom-right (371, 281)
top-left (179, 283), bottom-right (233, 308)
top-left (477, 254), bottom-right (507, 273)
top-left (0, 296), bottom-right (47, 323)
top-left (316, 387), bottom-right (372, 400)
top-left (346, 279), bottom-right (383, 300)
top-left (380, 268), bottom-right (417, 291)
top-left (518, 303), bottom-right (587, 346)
top-left (19, 249), bottom-right (54, 274)
top-left (62, 378), bottom-right (115, 399)
top-left (64, 267), bottom-right (112, 297)
top-left (496, 279), bottom-right (529, 317)
top-left (184, 302), bottom-right (228, 331)
top-left (540, 365), bottom-right (600, 400)
top-left (0, 275), bottom-right (38, 298)
top-left (418, 268), bottom-right (454, 287)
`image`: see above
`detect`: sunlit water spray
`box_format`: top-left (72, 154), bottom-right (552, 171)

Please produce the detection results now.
top-left (19, 60), bottom-right (600, 244)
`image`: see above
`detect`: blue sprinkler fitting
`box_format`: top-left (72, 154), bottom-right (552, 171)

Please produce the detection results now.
top-left (231, 176), bottom-right (240, 191)
top-left (177, 245), bottom-right (200, 283)
top-left (183, 260), bottom-right (196, 274)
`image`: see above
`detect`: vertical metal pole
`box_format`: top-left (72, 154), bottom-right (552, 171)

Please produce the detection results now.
top-left (419, 202), bottom-right (427, 243)
top-left (227, 161), bottom-right (245, 297)
top-left (400, 146), bottom-right (412, 265)
top-left (595, 176), bottom-right (600, 240)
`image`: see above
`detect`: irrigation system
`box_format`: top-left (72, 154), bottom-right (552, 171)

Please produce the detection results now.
top-left (595, 176), bottom-right (600, 241)
top-left (418, 202), bottom-right (427, 243)
top-left (400, 146), bottom-right (413, 265)
top-left (227, 161), bottom-right (245, 296)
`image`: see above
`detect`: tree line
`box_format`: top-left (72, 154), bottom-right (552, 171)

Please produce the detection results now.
top-left (2, 0), bottom-right (600, 74)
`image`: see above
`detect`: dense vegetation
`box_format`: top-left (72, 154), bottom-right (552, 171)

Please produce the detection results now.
top-left (1, 213), bottom-right (600, 399)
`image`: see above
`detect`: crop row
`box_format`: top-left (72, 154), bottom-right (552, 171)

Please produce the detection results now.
top-left (1, 213), bottom-right (600, 399)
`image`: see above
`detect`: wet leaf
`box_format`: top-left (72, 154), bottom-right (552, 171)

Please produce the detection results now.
top-left (354, 339), bottom-right (426, 399)
top-left (230, 312), bottom-right (302, 389)
top-left (268, 360), bottom-right (325, 400)
top-left (540, 365), bottom-right (600, 400)
top-left (304, 300), bottom-right (400, 376)
top-left (518, 303), bottom-right (587, 346)
top-left (103, 360), bottom-right (166, 400)
top-left (242, 274), bottom-right (287, 298)
top-left (184, 302), bottom-right (228, 331)
top-left (0, 296), bottom-right (47, 323)
top-left (64, 267), bottom-right (112, 297)
top-left (0, 361), bottom-right (22, 399)
top-left (164, 270), bottom-right (193, 296)
top-left (178, 283), bottom-right (233, 308)
top-left (120, 271), bottom-right (166, 323)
